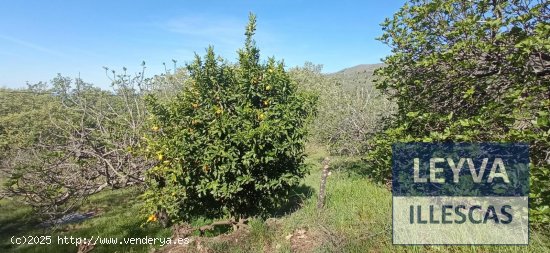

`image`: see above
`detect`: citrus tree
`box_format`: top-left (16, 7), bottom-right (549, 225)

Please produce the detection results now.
top-left (142, 14), bottom-right (315, 224)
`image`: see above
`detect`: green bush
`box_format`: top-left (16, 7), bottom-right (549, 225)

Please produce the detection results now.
top-left (142, 14), bottom-right (316, 223)
top-left (365, 0), bottom-right (550, 223)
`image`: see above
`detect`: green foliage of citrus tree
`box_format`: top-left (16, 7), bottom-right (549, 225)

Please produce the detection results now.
top-left (365, 0), bottom-right (550, 223)
top-left (142, 14), bottom-right (316, 223)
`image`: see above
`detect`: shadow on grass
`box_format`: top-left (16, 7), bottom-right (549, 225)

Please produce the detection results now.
top-left (0, 187), bottom-right (173, 253)
top-left (0, 202), bottom-right (35, 231)
top-left (177, 183), bottom-right (314, 238)
top-left (270, 184), bottom-right (314, 218)
top-left (176, 183), bottom-right (314, 238)
top-left (0, 200), bottom-right (40, 252)
top-left (331, 158), bottom-right (378, 179)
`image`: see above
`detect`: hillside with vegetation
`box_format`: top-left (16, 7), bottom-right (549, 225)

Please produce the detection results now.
top-left (329, 63), bottom-right (383, 90)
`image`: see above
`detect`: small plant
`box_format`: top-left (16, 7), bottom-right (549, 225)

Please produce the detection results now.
top-left (142, 13), bottom-right (316, 224)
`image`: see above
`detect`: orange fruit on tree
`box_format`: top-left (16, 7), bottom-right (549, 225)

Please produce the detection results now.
top-left (258, 113), bottom-right (266, 121)
top-left (147, 214), bottom-right (157, 222)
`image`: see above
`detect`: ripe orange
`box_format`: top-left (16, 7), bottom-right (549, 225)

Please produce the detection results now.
top-left (147, 214), bottom-right (157, 222)
top-left (258, 113), bottom-right (266, 121)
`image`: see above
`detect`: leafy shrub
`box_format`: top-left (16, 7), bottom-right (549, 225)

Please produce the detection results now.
top-left (142, 14), bottom-right (316, 222)
top-left (365, 0), bottom-right (550, 223)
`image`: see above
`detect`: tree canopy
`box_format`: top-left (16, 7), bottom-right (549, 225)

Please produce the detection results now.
top-left (367, 0), bottom-right (549, 223)
top-left (142, 14), bottom-right (316, 223)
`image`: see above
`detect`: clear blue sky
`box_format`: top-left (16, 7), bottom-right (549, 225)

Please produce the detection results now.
top-left (0, 0), bottom-right (405, 89)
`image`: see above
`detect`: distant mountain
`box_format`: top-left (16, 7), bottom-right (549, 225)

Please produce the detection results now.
top-left (327, 63), bottom-right (385, 91)
top-left (330, 63), bottom-right (385, 76)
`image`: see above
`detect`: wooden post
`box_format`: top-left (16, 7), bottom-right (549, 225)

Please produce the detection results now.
top-left (317, 157), bottom-right (330, 210)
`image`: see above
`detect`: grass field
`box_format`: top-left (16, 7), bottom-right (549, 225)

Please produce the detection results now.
top-left (1, 144), bottom-right (549, 252)
top-left (0, 187), bottom-right (172, 253)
